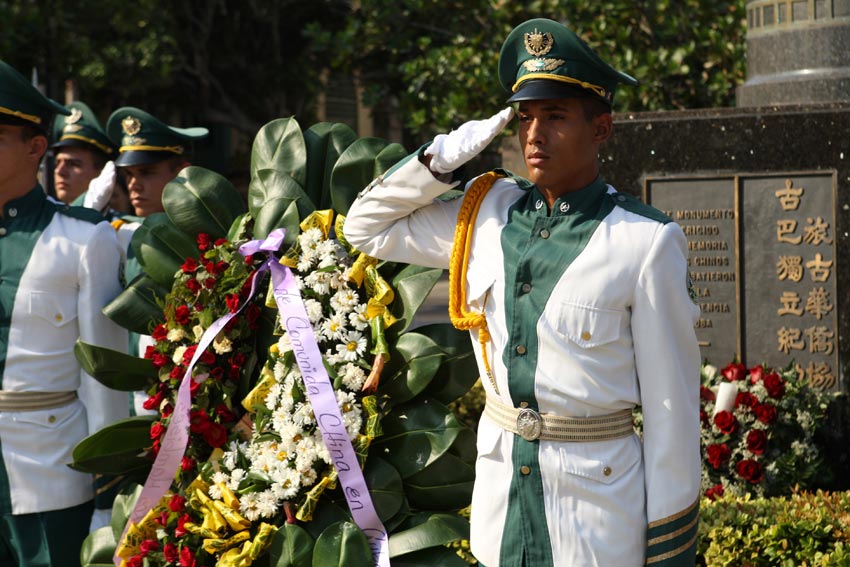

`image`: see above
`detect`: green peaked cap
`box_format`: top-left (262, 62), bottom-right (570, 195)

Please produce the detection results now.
top-left (52, 101), bottom-right (116, 157)
top-left (106, 106), bottom-right (208, 167)
top-left (498, 18), bottom-right (637, 106)
top-left (0, 59), bottom-right (69, 129)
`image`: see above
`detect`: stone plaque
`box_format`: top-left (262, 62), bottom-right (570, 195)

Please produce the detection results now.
top-left (645, 177), bottom-right (740, 365)
top-left (645, 172), bottom-right (839, 391)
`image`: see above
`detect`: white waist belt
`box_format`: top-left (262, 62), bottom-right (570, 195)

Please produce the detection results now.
top-left (0, 390), bottom-right (77, 412)
top-left (484, 395), bottom-right (635, 442)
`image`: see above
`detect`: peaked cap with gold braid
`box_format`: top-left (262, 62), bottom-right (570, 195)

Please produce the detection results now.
top-left (498, 18), bottom-right (637, 106)
top-left (0, 59), bottom-right (69, 130)
top-left (52, 101), bottom-right (116, 157)
top-left (106, 106), bottom-right (208, 167)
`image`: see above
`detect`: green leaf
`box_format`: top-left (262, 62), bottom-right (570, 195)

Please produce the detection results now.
top-left (129, 213), bottom-right (198, 286)
top-left (330, 138), bottom-right (407, 215)
top-left (227, 212), bottom-right (253, 243)
top-left (414, 324), bottom-right (478, 405)
top-left (248, 118), bottom-right (307, 218)
top-left (379, 332), bottom-right (444, 406)
top-left (363, 456), bottom-right (405, 522)
top-left (71, 416), bottom-right (155, 475)
top-left (111, 484), bottom-right (142, 542)
top-left (403, 448), bottom-right (475, 510)
top-left (253, 196), bottom-right (301, 243)
top-left (74, 340), bottom-right (156, 391)
top-left (311, 521), bottom-right (373, 567)
top-left (80, 526), bottom-right (117, 567)
top-left (268, 523), bottom-right (314, 567)
top-left (388, 512), bottom-right (469, 558)
top-left (371, 398), bottom-right (463, 478)
top-left (387, 265), bottom-right (444, 335)
top-left (252, 169), bottom-right (315, 221)
top-left (303, 122), bottom-right (357, 211)
top-left (163, 166), bottom-right (246, 239)
top-left (390, 545), bottom-right (469, 566)
top-left (102, 274), bottom-right (168, 335)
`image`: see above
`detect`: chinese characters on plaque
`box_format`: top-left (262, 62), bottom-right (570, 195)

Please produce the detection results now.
top-left (645, 173), bottom-right (838, 391)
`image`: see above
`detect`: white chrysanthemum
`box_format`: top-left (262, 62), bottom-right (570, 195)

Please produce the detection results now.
top-left (330, 289), bottom-right (360, 313)
top-left (320, 313), bottom-right (347, 341)
top-left (213, 333), bottom-right (233, 354)
top-left (348, 304), bottom-right (369, 330)
top-left (324, 349), bottom-right (343, 366)
top-left (192, 325), bottom-right (205, 341)
top-left (167, 328), bottom-right (186, 342)
top-left (336, 330), bottom-right (367, 362)
top-left (296, 252), bottom-right (316, 272)
top-left (327, 270), bottom-right (347, 291)
top-left (298, 227), bottom-right (324, 250)
top-left (304, 298), bottom-right (324, 323)
top-left (299, 466), bottom-right (318, 487)
top-left (337, 389), bottom-right (363, 437)
top-left (240, 492), bottom-right (261, 522)
top-left (702, 364), bottom-right (718, 380)
top-left (228, 468), bottom-right (246, 490)
top-left (172, 345), bottom-right (188, 365)
top-left (295, 436), bottom-right (322, 469)
top-left (292, 402), bottom-right (315, 428)
top-left (340, 363), bottom-right (367, 391)
top-left (304, 271), bottom-right (332, 296)
top-left (272, 472), bottom-right (301, 500)
top-left (257, 490), bottom-right (280, 518)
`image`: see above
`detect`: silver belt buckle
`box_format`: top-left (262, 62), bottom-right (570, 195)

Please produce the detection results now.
top-left (516, 408), bottom-right (543, 441)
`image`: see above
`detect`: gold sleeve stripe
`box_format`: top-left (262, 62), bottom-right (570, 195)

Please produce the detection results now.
top-left (647, 513), bottom-right (698, 546)
top-left (645, 532), bottom-right (698, 564)
top-left (648, 496), bottom-right (699, 529)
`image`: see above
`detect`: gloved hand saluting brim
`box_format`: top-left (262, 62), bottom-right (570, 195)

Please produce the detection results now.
top-left (82, 160), bottom-right (117, 213)
top-left (424, 107), bottom-right (515, 174)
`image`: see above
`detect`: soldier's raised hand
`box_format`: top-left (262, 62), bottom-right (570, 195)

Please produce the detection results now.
top-left (424, 107), bottom-right (514, 174)
top-left (83, 160), bottom-right (117, 213)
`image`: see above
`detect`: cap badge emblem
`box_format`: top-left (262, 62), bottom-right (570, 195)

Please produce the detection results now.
top-left (65, 108), bottom-right (82, 125)
top-left (63, 124), bottom-right (82, 133)
top-left (522, 29), bottom-right (565, 72)
top-left (122, 116), bottom-right (142, 136)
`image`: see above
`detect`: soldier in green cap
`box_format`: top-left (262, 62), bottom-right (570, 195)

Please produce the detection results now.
top-left (51, 100), bottom-right (131, 212)
top-left (345, 18), bottom-right (700, 567)
top-left (0, 60), bottom-right (129, 566)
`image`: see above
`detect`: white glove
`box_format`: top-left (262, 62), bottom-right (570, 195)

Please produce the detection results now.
top-left (89, 508), bottom-right (112, 532)
top-left (424, 107), bottom-right (515, 174)
top-left (83, 160), bottom-right (117, 213)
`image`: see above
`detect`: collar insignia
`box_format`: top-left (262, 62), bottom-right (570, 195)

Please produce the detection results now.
top-left (122, 116), bottom-right (142, 136)
top-left (65, 107), bottom-right (83, 125)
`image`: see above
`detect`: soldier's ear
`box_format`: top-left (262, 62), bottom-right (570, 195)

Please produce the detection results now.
top-left (29, 134), bottom-right (48, 162)
top-left (592, 113), bottom-right (613, 144)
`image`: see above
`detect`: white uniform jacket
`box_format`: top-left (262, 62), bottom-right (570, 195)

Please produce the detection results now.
top-left (343, 156), bottom-right (702, 567)
top-left (0, 186), bottom-right (129, 514)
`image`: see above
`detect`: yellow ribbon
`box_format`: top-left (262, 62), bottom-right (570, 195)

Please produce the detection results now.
top-left (364, 265), bottom-right (396, 328)
top-left (241, 364), bottom-right (277, 413)
top-left (280, 209), bottom-right (335, 268)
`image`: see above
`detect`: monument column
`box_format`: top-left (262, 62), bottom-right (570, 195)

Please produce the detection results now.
top-left (738, 0), bottom-right (850, 105)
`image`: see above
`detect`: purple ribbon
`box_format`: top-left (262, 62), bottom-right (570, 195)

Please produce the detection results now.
top-left (241, 229), bottom-right (390, 566)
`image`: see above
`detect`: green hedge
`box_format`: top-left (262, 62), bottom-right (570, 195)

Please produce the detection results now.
top-left (698, 491), bottom-right (850, 566)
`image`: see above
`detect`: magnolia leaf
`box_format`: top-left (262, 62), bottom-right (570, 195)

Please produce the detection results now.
top-left (251, 169), bottom-right (315, 221)
top-left (303, 500), bottom-right (350, 540)
top-left (413, 324), bottom-right (478, 405)
top-left (253, 196), bottom-right (301, 242)
top-left (80, 526), bottom-right (117, 567)
top-left (74, 340), bottom-right (156, 391)
top-left (129, 213), bottom-right (198, 286)
top-left (371, 398), bottom-right (463, 479)
top-left (268, 523), bottom-right (314, 567)
top-left (363, 456), bottom-right (405, 522)
top-left (227, 212), bottom-right (254, 243)
top-left (163, 166), bottom-right (246, 239)
top-left (311, 521), bottom-right (373, 567)
top-left (388, 512), bottom-right (469, 558)
top-left (330, 138), bottom-right (407, 215)
top-left (71, 416), bottom-right (155, 475)
top-left (111, 484), bottom-right (142, 542)
top-left (379, 332), bottom-right (444, 406)
top-left (386, 265), bottom-right (444, 335)
top-left (403, 450), bottom-right (475, 510)
top-left (102, 274), bottom-right (168, 334)
top-left (303, 122), bottom-right (357, 211)
top-left (390, 545), bottom-right (469, 566)
top-left (249, 118), bottom-right (308, 212)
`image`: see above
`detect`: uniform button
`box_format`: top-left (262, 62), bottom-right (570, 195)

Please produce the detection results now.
top-left (8, 208), bottom-right (17, 217)
top-left (581, 331), bottom-right (592, 341)
top-left (48, 415), bottom-right (56, 423)
top-left (535, 199), bottom-right (544, 210)
top-left (521, 282), bottom-right (532, 294)
top-left (539, 229), bottom-right (550, 239)
top-left (54, 314), bottom-right (63, 322)
top-left (520, 466), bottom-right (531, 475)
top-left (616, 194), bottom-right (627, 202)
top-left (559, 202), bottom-right (570, 213)
top-left (0, 228), bottom-right (6, 236)
top-left (603, 466), bottom-right (612, 476)
top-left (519, 401), bottom-right (529, 408)
top-left (515, 345), bottom-right (527, 355)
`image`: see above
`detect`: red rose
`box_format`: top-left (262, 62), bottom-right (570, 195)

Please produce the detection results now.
top-left (151, 439), bottom-right (161, 456)
top-left (231, 352), bottom-right (247, 366)
top-left (243, 254), bottom-right (254, 265)
top-left (226, 294), bottom-right (241, 313)
top-left (126, 557), bottom-right (142, 567)
top-left (706, 443), bottom-right (732, 469)
top-left (182, 345), bottom-right (198, 365)
top-left (181, 258), bottom-right (198, 273)
top-left (186, 278), bottom-right (201, 293)
top-left (174, 305), bottom-right (191, 325)
top-left (199, 350), bottom-right (216, 365)
top-left (749, 365), bottom-right (765, 384)
top-left (215, 260), bottom-right (229, 274)
top-left (156, 510), bottom-right (168, 526)
top-left (746, 429), bottom-right (768, 455)
top-left (754, 402), bottom-right (778, 424)
top-left (143, 345), bottom-right (156, 359)
top-left (210, 367), bottom-right (225, 380)
top-left (700, 386), bottom-right (716, 401)
top-left (170, 365), bottom-right (184, 379)
top-left (142, 390), bottom-right (164, 411)
top-left (713, 410), bottom-right (738, 435)
top-left (215, 404), bottom-right (237, 423)
top-left (150, 421), bottom-right (166, 440)
top-left (202, 422), bottom-right (228, 448)
top-left (180, 545), bottom-right (197, 567)
top-left (151, 324), bottom-right (168, 342)
top-left (175, 513), bottom-right (192, 538)
top-left (700, 409), bottom-right (709, 426)
top-left (203, 277), bottom-right (216, 289)
top-left (189, 410), bottom-right (211, 434)
top-left (721, 362), bottom-right (747, 381)
top-left (140, 539), bottom-right (159, 556)
top-left (214, 238), bottom-right (228, 247)
top-left (169, 494), bottom-right (186, 512)
top-left (197, 233), bottom-right (212, 251)
top-left (705, 484), bottom-right (724, 501)
top-left (163, 543), bottom-right (179, 563)
top-left (161, 403), bottom-right (173, 418)
top-left (736, 459), bottom-right (764, 483)
top-left (151, 353), bottom-right (169, 369)
top-left (246, 304), bottom-right (261, 328)
top-left (763, 372), bottom-right (786, 399)
top-left (735, 392), bottom-right (758, 409)
top-left (181, 456), bottom-right (196, 472)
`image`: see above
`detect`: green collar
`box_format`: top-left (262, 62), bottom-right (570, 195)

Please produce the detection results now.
top-left (4, 185), bottom-right (46, 217)
top-left (525, 176), bottom-right (608, 216)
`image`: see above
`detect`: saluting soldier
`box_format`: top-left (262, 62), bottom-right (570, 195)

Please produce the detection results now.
top-left (343, 19), bottom-right (701, 567)
top-left (0, 60), bottom-right (129, 566)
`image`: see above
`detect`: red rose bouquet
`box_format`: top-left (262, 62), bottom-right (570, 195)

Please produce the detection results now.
top-left (699, 360), bottom-right (833, 499)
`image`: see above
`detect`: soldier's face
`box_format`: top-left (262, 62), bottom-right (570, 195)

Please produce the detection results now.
top-left (517, 98), bottom-right (611, 198)
top-left (120, 159), bottom-right (185, 217)
top-left (54, 146), bottom-right (101, 203)
top-left (0, 124), bottom-right (45, 197)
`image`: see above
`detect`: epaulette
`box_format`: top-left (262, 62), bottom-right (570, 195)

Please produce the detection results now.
top-left (609, 192), bottom-right (672, 224)
top-left (55, 203), bottom-right (106, 224)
